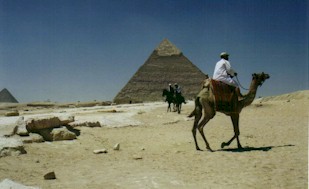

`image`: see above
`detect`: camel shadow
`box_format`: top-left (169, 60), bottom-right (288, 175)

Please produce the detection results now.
top-left (217, 144), bottom-right (295, 153)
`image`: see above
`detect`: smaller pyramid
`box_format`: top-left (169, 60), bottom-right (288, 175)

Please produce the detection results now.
top-left (0, 88), bottom-right (19, 103)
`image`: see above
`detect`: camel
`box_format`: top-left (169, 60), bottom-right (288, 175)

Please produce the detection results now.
top-left (188, 72), bottom-right (270, 151)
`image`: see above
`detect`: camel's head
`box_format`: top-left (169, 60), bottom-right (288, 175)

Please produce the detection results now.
top-left (252, 72), bottom-right (270, 86)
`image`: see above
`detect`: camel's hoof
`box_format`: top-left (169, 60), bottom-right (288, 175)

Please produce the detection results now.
top-left (221, 142), bottom-right (227, 148)
top-left (238, 145), bottom-right (243, 149)
top-left (206, 147), bottom-right (214, 152)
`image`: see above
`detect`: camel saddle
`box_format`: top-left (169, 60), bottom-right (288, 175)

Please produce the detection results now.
top-left (211, 79), bottom-right (236, 112)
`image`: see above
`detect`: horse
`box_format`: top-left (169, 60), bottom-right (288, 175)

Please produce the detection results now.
top-left (174, 93), bottom-right (186, 114)
top-left (162, 89), bottom-right (175, 112)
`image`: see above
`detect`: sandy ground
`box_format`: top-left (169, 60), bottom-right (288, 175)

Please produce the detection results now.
top-left (0, 91), bottom-right (308, 189)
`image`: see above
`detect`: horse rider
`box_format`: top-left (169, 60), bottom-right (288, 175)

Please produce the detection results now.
top-left (174, 83), bottom-right (181, 96)
top-left (213, 52), bottom-right (244, 100)
top-left (168, 83), bottom-right (174, 94)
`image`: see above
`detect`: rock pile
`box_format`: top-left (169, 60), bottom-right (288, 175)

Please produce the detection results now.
top-left (1, 115), bottom-right (104, 157)
top-left (11, 115), bottom-right (78, 142)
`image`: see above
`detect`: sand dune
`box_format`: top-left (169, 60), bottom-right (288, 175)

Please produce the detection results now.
top-left (0, 90), bottom-right (308, 189)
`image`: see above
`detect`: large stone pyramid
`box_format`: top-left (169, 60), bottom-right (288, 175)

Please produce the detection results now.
top-left (113, 39), bottom-right (207, 104)
top-left (0, 88), bottom-right (19, 103)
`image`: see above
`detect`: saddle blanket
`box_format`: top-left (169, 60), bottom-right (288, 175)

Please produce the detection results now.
top-left (211, 79), bottom-right (236, 112)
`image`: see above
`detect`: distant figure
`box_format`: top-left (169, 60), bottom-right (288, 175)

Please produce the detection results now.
top-left (173, 83), bottom-right (185, 113)
top-left (168, 83), bottom-right (174, 94)
top-left (213, 52), bottom-right (243, 100)
top-left (174, 83), bottom-right (181, 95)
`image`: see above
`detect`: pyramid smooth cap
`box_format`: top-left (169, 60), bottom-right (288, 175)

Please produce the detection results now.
top-left (155, 39), bottom-right (182, 56)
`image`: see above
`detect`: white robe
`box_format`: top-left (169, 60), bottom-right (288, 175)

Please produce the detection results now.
top-left (213, 59), bottom-right (238, 87)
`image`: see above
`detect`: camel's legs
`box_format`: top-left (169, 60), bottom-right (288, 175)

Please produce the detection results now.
top-left (197, 116), bottom-right (213, 152)
top-left (192, 107), bottom-right (202, 150)
top-left (221, 114), bottom-right (243, 149)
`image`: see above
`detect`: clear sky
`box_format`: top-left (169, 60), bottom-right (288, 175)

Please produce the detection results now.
top-left (0, 0), bottom-right (308, 103)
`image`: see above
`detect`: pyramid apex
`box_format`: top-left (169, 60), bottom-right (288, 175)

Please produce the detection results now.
top-left (155, 39), bottom-right (182, 56)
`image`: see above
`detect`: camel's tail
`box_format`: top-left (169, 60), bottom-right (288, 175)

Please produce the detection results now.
top-left (188, 97), bottom-right (202, 118)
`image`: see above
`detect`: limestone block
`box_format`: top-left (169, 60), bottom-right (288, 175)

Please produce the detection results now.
top-left (93, 149), bottom-right (108, 154)
top-left (15, 117), bottom-right (29, 136)
top-left (26, 117), bottom-right (62, 132)
top-left (58, 115), bottom-right (75, 125)
top-left (0, 137), bottom-right (26, 157)
top-left (51, 127), bottom-right (76, 141)
top-left (21, 133), bottom-right (44, 144)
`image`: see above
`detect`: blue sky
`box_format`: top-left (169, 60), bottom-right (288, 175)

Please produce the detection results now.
top-left (0, 0), bottom-right (308, 103)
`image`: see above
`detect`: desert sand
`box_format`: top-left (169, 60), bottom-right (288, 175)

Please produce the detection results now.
top-left (0, 90), bottom-right (308, 189)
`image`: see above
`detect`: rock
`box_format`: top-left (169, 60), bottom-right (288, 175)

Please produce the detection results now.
top-left (38, 129), bottom-right (53, 141)
top-left (21, 133), bottom-right (44, 144)
top-left (44, 171), bottom-right (56, 180)
top-left (58, 115), bottom-right (75, 125)
top-left (93, 149), bottom-right (108, 154)
top-left (86, 122), bottom-right (101, 127)
top-left (69, 121), bottom-right (101, 128)
top-left (5, 110), bottom-right (19, 117)
top-left (113, 143), bottom-right (120, 150)
top-left (15, 117), bottom-right (29, 136)
top-left (26, 117), bottom-right (62, 132)
top-left (51, 127), bottom-right (76, 141)
top-left (0, 179), bottom-right (41, 189)
top-left (0, 137), bottom-right (27, 157)
top-left (132, 155), bottom-right (143, 160)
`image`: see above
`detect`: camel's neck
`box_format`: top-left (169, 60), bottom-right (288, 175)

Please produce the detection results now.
top-left (243, 80), bottom-right (259, 107)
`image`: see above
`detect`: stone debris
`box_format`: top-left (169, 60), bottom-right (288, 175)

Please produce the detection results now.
top-left (132, 155), bottom-right (143, 160)
top-left (44, 171), bottom-right (56, 180)
top-left (93, 149), bottom-right (108, 154)
top-left (69, 121), bottom-right (101, 128)
top-left (113, 143), bottom-right (120, 150)
top-left (20, 133), bottom-right (44, 144)
top-left (51, 127), bottom-right (77, 141)
top-left (0, 137), bottom-right (26, 158)
top-left (15, 117), bottom-right (29, 136)
top-left (0, 179), bottom-right (40, 189)
top-left (58, 115), bottom-right (75, 125)
top-left (4, 110), bottom-right (19, 117)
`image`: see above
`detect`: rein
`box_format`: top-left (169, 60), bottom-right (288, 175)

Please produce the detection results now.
top-left (235, 75), bottom-right (249, 91)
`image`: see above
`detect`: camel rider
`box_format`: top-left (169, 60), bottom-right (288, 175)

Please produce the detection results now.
top-left (213, 52), bottom-right (244, 100)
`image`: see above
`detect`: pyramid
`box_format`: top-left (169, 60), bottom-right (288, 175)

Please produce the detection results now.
top-left (113, 39), bottom-right (207, 104)
top-left (0, 88), bottom-right (19, 103)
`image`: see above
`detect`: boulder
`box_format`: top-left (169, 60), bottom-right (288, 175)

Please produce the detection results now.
top-left (58, 115), bottom-right (75, 125)
top-left (37, 129), bottom-right (53, 141)
top-left (15, 117), bottom-right (29, 136)
top-left (26, 117), bottom-right (62, 132)
top-left (0, 137), bottom-right (26, 157)
top-left (51, 127), bottom-right (76, 141)
top-left (20, 133), bottom-right (44, 144)
top-left (44, 171), bottom-right (56, 180)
